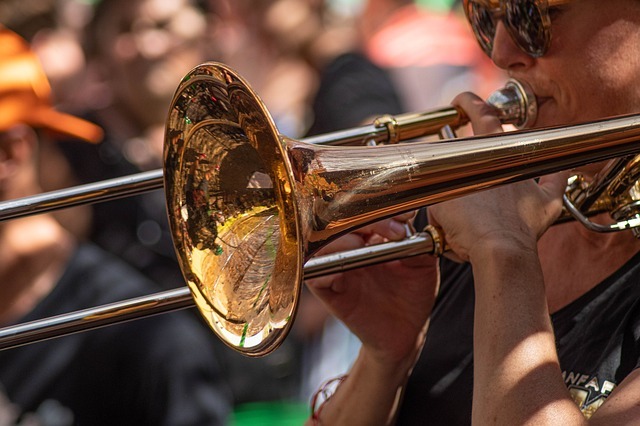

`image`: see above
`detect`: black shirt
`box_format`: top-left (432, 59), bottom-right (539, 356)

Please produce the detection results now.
top-left (0, 244), bottom-right (231, 425)
top-left (397, 251), bottom-right (640, 424)
top-left (306, 51), bottom-right (405, 136)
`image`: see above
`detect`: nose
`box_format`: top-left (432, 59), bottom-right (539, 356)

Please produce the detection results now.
top-left (491, 21), bottom-right (535, 71)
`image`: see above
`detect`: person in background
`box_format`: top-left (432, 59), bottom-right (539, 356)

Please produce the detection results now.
top-left (50, 0), bottom-right (214, 291)
top-left (0, 27), bottom-right (231, 425)
top-left (54, 2), bottom-right (313, 422)
top-left (0, 0), bottom-right (96, 239)
top-left (361, 0), bottom-right (503, 111)
top-left (306, 0), bottom-right (640, 424)
top-left (5, 1), bottom-right (349, 422)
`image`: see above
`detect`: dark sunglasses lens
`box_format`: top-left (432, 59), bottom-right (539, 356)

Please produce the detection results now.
top-left (505, 0), bottom-right (548, 57)
top-left (467, 1), bottom-right (496, 56)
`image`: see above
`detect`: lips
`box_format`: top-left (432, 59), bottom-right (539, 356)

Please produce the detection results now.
top-left (524, 83), bottom-right (549, 108)
top-left (521, 82), bottom-right (552, 128)
top-left (535, 96), bottom-right (553, 119)
top-left (530, 95), bottom-right (560, 128)
top-left (536, 96), bottom-right (551, 108)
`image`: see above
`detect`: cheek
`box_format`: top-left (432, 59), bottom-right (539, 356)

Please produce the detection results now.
top-left (578, 19), bottom-right (640, 116)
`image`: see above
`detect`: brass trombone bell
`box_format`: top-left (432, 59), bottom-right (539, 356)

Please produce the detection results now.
top-left (164, 62), bottom-right (640, 357)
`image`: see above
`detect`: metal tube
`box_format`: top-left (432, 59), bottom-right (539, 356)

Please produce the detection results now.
top-left (0, 170), bottom-right (165, 221)
top-left (0, 233), bottom-right (437, 350)
top-left (0, 288), bottom-right (194, 350)
top-left (0, 126), bottom-right (414, 221)
top-left (5, 113), bottom-right (640, 353)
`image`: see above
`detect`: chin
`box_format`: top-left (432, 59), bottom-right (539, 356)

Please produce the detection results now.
top-left (535, 107), bottom-right (585, 129)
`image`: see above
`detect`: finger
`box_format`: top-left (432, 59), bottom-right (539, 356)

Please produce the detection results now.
top-left (362, 216), bottom-right (413, 242)
top-left (315, 232), bottom-right (366, 256)
top-left (537, 171), bottom-right (571, 219)
top-left (538, 170), bottom-right (570, 199)
top-left (305, 266), bottom-right (349, 296)
top-left (536, 171), bottom-right (571, 232)
top-left (305, 273), bottom-right (340, 292)
top-left (309, 231), bottom-right (369, 291)
top-left (393, 211), bottom-right (417, 223)
top-left (451, 92), bottom-right (503, 135)
top-left (399, 252), bottom-right (440, 269)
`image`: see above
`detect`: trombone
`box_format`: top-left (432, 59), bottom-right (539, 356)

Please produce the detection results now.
top-left (1, 62), bottom-right (640, 356)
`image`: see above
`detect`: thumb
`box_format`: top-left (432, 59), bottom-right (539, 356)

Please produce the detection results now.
top-left (538, 170), bottom-right (570, 199)
top-left (536, 171), bottom-right (571, 234)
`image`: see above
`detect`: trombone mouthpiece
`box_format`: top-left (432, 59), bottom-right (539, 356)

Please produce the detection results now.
top-left (487, 79), bottom-right (537, 129)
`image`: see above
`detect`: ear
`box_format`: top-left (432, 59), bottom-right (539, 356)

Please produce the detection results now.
top-left (0, 124), bottom-right (38, 182)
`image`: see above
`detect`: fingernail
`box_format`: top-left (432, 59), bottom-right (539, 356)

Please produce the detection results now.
top-left (389, 220), bottom-right (407, 238)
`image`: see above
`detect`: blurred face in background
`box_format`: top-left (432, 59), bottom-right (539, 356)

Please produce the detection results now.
top-left (92, 0), bottom-right (210, 128)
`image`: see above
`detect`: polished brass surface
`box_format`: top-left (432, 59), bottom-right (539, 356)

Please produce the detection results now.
top-left (563, 155), bottom-right (640, 234)
top-left (372, 78), bottom-right (536, 144)
top-left (164, 62), bottom-right (640, 356)
top-left (162, 63), bottom-right (540, 356)
top-left (164, 65), bottom-right (301, 356)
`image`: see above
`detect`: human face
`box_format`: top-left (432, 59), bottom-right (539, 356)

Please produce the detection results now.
top-left (95, 0), bottom-right (209, 127)
top-left (477, 0), bottom-right (640, 128)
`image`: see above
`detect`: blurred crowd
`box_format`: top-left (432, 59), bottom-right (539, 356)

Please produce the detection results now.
top-left (0, 0), bottom-right (504, 424)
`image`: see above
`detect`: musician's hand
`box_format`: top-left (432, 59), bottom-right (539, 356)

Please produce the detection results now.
top-left (428, 92), bottom-right (569, 263)
top-left (429, 174), bottom-right (568, 263)
top-left (305, 212), bottom-right (439, 369)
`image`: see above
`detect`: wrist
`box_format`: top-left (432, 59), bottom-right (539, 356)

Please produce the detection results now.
top-left (307, 350), bottom-right (412, 426)
top-left (359, 344), bottom-right (421, 388)
top-left (467, 231), bottom-right (538, 266)
top-left (311, 374), bottom-right (348, 425)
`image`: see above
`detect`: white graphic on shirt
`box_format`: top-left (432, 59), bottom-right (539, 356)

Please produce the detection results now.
top-left (563, 371), bottom-right (616, 419)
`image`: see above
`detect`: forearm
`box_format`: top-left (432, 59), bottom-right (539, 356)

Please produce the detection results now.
top-left (470, 242), bottom-right (586, 425)
top-left (306, 347), bottom-right (417, 426)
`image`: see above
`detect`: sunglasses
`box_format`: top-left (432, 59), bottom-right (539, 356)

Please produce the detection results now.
top-left (463, 0), bottom-right (570, 58)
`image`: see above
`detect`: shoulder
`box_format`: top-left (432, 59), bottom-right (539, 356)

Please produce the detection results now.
top-left (323, 52), bottom-right (384, 75)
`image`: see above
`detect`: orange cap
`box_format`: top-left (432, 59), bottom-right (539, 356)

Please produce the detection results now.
top-left (0, 28), bottom-right (103, 143)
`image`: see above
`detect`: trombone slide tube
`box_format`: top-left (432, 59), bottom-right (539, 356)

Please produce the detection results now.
top-left (0, 110), bottom-right (463, 221)
top-left (0, 170), bottom-right (164, 221)
top-left (0, 288), bottom-right (194, 350)
top-left (297, 113), bottom-right (640, 254)
top-left (0, 234), bottom-right (439, 350)
top-left (303, 231), bottom-right (438, 278)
